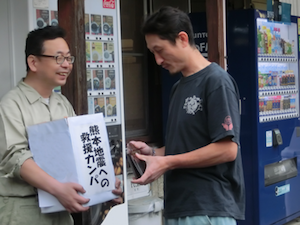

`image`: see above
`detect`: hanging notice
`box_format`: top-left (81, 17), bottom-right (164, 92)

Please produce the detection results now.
top-left (27, 114), bottom-right (116, 213)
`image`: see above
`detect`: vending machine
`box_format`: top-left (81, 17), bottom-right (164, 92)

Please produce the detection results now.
top-left (27, 0), bottom-right (128, 224)
top-left (227, 9), bottom-right (300, 225)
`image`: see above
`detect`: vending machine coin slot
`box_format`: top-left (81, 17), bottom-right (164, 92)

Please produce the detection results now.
top-left (273, 128), bottom-right (283, 146)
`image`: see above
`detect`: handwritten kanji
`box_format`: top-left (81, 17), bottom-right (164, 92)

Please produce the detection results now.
top-left (83, 143), bottom-right (93, 154)
top-left (94, 146), bottom-right (104, 156)
top-left (96, 156), bottom-right (106, 167)
top-left (92, 136), bottom-right (101, 146)
top-left (89, 125), bottom-right (100, 135)
top-left (80, 132), bottom-right (90, 143)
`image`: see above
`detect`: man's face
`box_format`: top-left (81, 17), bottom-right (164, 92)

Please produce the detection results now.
top-left (35, 38), bottom-right (73, 88)
top-left (145, 34), bottom-right (185, 74)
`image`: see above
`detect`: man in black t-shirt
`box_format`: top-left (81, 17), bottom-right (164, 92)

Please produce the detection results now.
top-left (127, 6), bottom-right (245, 225)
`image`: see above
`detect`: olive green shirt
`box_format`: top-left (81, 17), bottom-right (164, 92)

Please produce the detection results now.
top-left (0, 80), bottom-right (76, 197)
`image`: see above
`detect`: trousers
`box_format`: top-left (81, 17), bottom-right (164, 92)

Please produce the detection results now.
top-left (0, 195), bottom-right (73, 225)
top-left (165, 216), bottom-right (236, 225)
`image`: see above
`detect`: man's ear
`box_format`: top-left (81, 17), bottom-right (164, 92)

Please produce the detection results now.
top-left (27, 55), bottom-right (38, 72)
top-left (177, 31), bottom-right (189, 48)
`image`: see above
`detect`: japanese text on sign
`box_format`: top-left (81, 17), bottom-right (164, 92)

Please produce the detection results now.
top-left (80, 125), bottom-right (109, 187)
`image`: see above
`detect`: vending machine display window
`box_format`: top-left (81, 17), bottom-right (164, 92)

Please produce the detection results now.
top-left (257, 18), bottom-right (299, 123)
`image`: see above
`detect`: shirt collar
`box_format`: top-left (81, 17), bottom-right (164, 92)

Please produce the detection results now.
top-left (17, 79), bottom-right (60, 104)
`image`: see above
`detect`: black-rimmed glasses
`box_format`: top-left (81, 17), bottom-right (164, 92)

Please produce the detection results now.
top-left (34, 54), bottom-right (75, 65)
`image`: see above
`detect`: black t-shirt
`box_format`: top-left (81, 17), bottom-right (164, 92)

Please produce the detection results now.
top-left (164, 63), bottom-right (245, 220)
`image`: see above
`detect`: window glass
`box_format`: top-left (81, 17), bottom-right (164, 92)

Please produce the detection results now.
top-left (121, 0), bottom-right (148, 137)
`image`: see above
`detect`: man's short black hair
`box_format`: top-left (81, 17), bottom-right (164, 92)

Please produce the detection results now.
top-left (141, 6), bottom-right (195, 46)
top-left (25, 26), bottom-right (66, 71)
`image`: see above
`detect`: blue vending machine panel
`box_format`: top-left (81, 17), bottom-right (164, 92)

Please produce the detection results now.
top-left (227, 9), bottom-right (300, 225)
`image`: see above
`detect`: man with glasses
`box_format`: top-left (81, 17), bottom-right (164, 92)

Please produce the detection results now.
top-left (0, 26), bottom-right (121, 224)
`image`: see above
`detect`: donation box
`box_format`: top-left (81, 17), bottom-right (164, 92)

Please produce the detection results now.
top-left (27, 113), bottom-right (116, 213)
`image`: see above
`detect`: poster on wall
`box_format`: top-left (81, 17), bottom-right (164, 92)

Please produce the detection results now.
top-left (92, 42), bottom-right (103, 63)
top-left (93, 70), bottom-right (104, 90)
top-left (103, 15), bottom-right (113, 35)
top-left (85, 14), bottom-right (90, 34)
top-left (50, 11), bottom-right (58, 26)
top-left (105, 70), bottom-right (115, 90)
top-left (95, 97), bottom-right (105, 115)
top-left (103, 42), bottom-right (114, 63)
top-left (106, 96), bottom-right (116, 117)
top-left (36, 9), bottom-right (49, 28)
top-left (91, 14), bottom-right (102, 35)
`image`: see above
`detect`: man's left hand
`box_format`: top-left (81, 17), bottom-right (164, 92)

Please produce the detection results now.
top-left (111, 177), bottom-right (123, 204)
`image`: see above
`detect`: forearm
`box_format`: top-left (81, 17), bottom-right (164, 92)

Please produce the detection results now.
top-left (20, 158), bottom-right (61, 196)
top-left (21, 159), bottom-right (90, 213)
top-left (165, 139), bottom-right (238, 170)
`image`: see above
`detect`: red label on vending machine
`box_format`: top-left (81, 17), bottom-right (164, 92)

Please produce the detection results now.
top-left (103, 0), bottom-right (115, 9)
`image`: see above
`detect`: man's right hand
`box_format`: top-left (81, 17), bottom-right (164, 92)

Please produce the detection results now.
top-left (53, 182), bottom-right (90, 213)
top-left (20, 159), bottom-right (90, 213)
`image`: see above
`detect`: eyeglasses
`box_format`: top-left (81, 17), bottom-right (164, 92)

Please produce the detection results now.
top-left (34, 54), bottom-right (75, 65)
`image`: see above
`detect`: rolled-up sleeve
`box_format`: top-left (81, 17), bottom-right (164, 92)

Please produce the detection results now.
top-left (0, 101), bottom-right (33, 180)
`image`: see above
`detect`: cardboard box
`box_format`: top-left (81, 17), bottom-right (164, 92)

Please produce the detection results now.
top-left (27, 113), bottom-right (116, 213)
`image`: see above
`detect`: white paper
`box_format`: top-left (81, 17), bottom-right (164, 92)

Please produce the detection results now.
top-left (33, 0), bottom-right (49, 8)
top-left (27, 113), bottom-right (116, 213)
top-left (38, 190), bottom-right (60, 208)
top-left (28, 119), bottom-right (79, 208)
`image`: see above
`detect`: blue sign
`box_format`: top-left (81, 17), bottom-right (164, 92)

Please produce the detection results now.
top-left (189, 13), bottom-right (208, 58)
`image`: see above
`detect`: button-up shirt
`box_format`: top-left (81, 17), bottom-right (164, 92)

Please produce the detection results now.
top-left (0, 80), bottom-right (76, 196)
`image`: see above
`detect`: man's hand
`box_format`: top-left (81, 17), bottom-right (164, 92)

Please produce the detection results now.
top-left (20, 159), bottom-right (90, 213)
top-left (127, 141), bottom-right (152, 156)
top-left (131, 153), bottom-right (169, 185)
top-left (53, 182), bottom-right (90, 213)
top-left (111, 177), bottom-right (123, 204)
